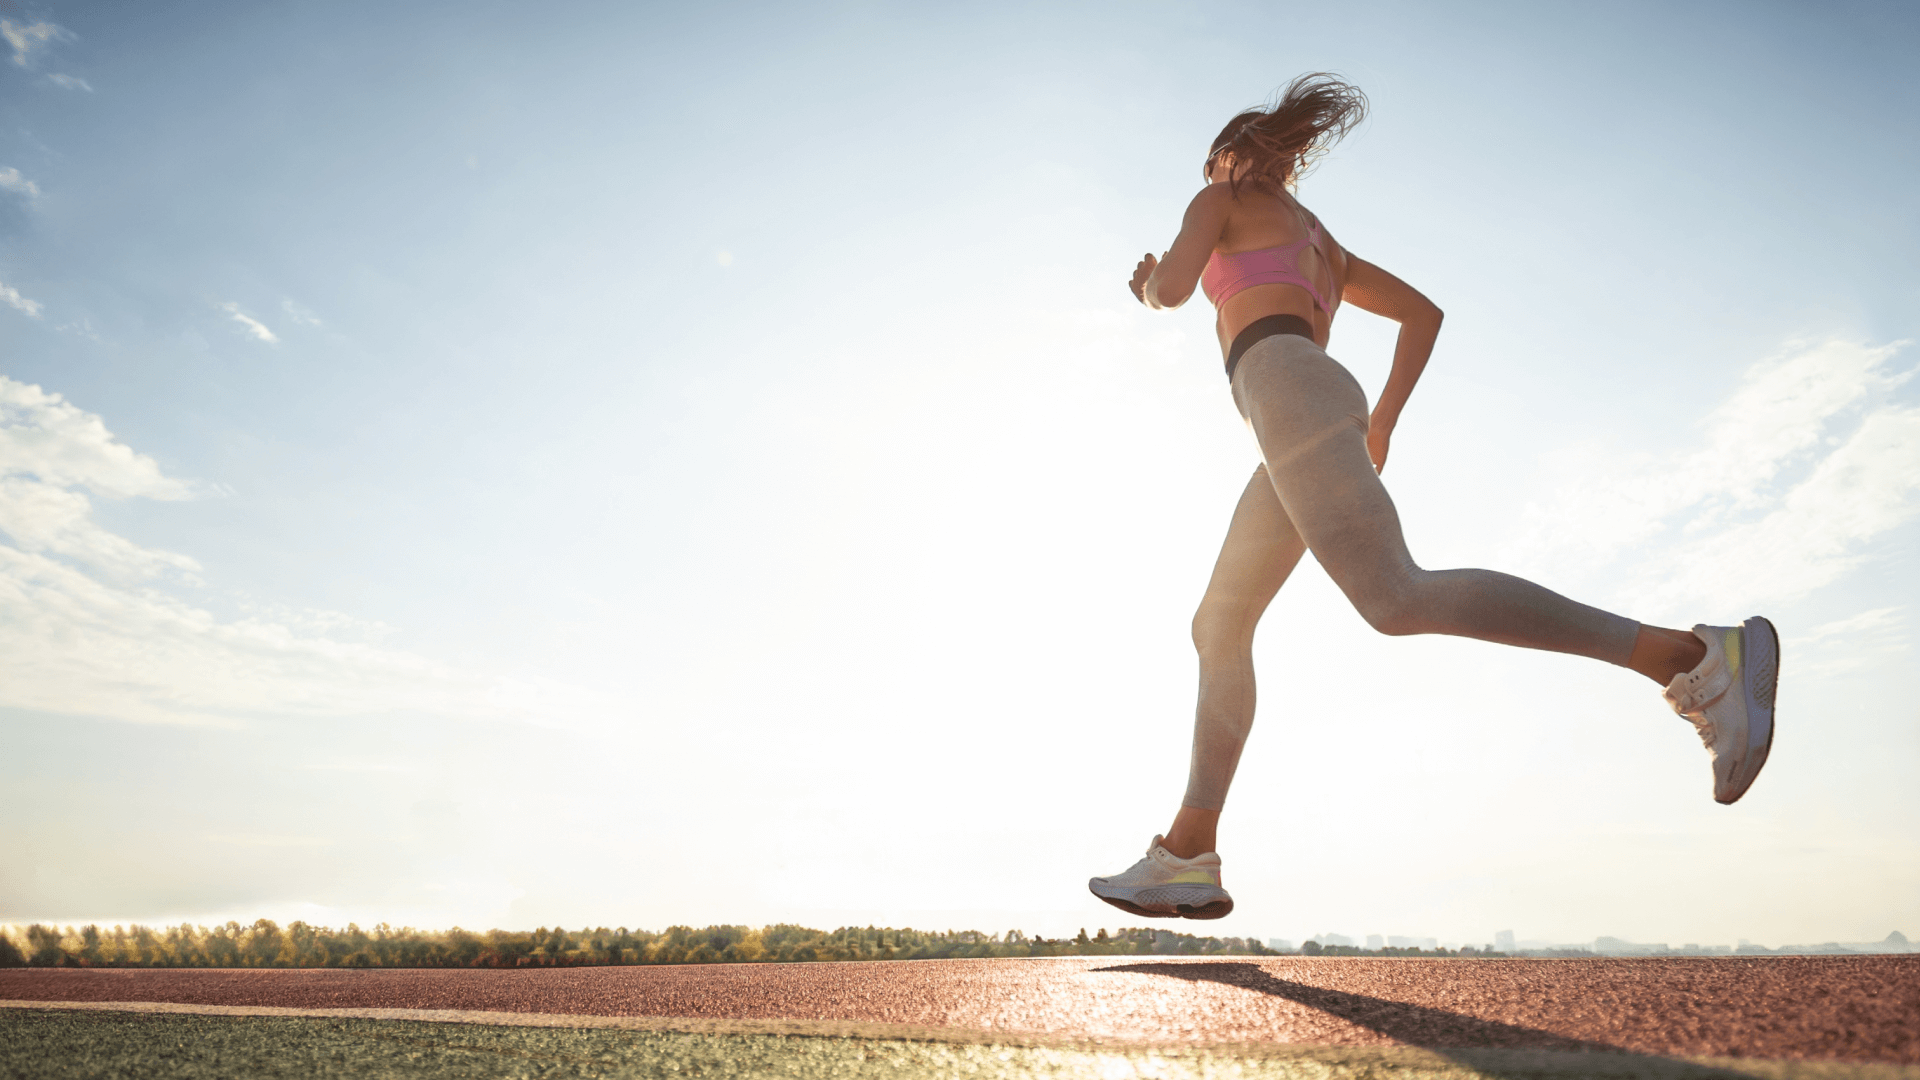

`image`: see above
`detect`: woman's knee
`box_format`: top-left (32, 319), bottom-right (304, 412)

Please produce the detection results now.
top-left (1345, 581), bottom-right (1431, 638)
top-left (1192, 598), bottom-right (1260, 652)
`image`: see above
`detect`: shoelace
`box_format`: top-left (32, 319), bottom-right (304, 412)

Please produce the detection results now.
top-left (1686, 711), bottom-right (1716, 750)
top-left (1669, 666), bottom-right (1728, 716)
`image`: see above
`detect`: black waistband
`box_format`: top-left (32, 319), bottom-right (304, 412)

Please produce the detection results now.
top-left (1225, 314), bottom-right (1315, 382)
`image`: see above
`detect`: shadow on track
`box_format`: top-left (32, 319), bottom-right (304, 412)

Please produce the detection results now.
top-left (1096, 962), bottom-right (1766, 1079)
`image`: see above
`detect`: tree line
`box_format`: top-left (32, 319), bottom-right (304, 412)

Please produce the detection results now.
top-left (0, 921), bottom-right (1277, 968)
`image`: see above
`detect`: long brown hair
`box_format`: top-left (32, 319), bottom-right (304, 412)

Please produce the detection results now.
top-left (1208, 74), bottom-right (1368, 196)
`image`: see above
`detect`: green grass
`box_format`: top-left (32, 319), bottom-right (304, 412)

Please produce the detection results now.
top-left (4, 1008), bottom-right (1916, 1080)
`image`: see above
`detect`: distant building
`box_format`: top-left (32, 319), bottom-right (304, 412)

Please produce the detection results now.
top-left (1592, 937), bottom-right (1669, 956)
top-left (1365, 935), bottom-right (1383, 950)
top-left (1268, 939), bottom-right (1295, 953)
top-left (1495, 930), bottom-right (1515, 952)
top-left (1763, 934), bottom-right (1915, 955)
top-left (1310, 933), bottom-right (1355, 948)
top-left (1388, 936), bottom-right (1438, 950)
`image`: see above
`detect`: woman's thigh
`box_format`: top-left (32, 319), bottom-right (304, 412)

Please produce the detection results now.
top-left (1230, 337), bottom-right (1420, 603)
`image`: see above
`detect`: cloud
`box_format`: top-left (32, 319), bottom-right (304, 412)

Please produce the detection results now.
top-left (0, 479), bottom-right (201, 581)
top-left (1505, 338), bottom-right (1920, 617)
top-left (0, 376), bottom-right (613, 729)
top-left (1801, 606), bottom-right (1902, 643)
top-left (1794, 606), bottom-right (1908, 678)
top-left (281, 299), bottom-right (322, 327)
top-left (0, 376), bottom-right (201, 581)
top-left (47, 73), bottom-right (90, 92)
top-left (0, 281), bottom-right (43, 318)
top-left (221, 302), bottom-right (279, 343)
top-left (0, 379), bottom-right (200, 500)
top-left (1652, 403), bottom-right (1920, 608)
top-left (0, 166), bottom-right (41, 202)
top-left (1, 19), bottom-right (65, 67)
top-left (0, 542), bottom-right (612, 728)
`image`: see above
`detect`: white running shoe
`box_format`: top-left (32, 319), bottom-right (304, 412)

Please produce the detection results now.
top-left (1662, 617), bottom-right (1779, 805)
top-left (1088, 835), bottom-right (1234, 920)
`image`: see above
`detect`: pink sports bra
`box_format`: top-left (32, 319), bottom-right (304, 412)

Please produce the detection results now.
top-left (1200, 218), bottom-right (1333, 313)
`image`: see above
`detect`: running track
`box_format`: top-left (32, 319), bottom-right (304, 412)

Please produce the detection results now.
top-left (4, 956), bottom-right (1916, 1065)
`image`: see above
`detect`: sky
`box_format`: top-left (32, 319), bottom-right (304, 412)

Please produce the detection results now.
top-left (2, 0), bottom-right (1917, 950)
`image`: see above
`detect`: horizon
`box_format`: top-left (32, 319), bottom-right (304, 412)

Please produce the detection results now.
top-left (3, 915), bottom-right (1914, 959)
top-left (3, 0), bottom-right (1917, 947)
top-left (4, 918), bottom-right (1914, 961)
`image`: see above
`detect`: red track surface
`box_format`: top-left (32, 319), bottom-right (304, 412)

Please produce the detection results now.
top-left (5, 956), bottom-right (1917, 1064)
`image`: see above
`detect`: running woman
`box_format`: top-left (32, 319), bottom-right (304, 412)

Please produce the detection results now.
top-left (1088, 75), bottom-right (1779, 921)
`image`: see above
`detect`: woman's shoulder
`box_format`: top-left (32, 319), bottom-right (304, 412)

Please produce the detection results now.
top-left (1179, 184), bottom-right (1240, 242)
top-left (1188, 183), bottom-right (1297, 229)
top-left (1186, 182), bottom-right (1237, 213)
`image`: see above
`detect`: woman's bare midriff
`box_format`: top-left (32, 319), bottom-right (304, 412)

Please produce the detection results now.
top-left (1214, 283), bottom-right (1335, 354)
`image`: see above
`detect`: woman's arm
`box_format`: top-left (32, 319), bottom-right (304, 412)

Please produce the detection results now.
top-left (1339, 255), bottom-right (1443, 472)
top-left (1129, 185), bottom-right (1233, 309)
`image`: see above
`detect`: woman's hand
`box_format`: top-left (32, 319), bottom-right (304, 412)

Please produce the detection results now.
top-left (1366, 415), bottom-right (1392, 473)
top-left (1343, 256), bottom-right (1441, 475)
top-left (1129, 252), bottom-right (1160, 304)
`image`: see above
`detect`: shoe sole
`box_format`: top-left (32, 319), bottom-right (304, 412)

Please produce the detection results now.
top-left (1718, 616), bottom-right (1779, 805)
top-left (1088, 882), bottom-right (1234, 920)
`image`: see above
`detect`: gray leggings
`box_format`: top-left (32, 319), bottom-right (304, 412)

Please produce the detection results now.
top-left (1182, 335), bottom-right (1639, 812)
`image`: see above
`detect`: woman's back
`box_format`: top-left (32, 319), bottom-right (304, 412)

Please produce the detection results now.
top-left (1205, 188), bottom-right (1345, 347)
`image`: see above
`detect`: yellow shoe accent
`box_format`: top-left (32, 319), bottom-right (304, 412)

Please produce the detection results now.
top-left (1167, 871), bottom-right (1218, 885)
top-left (1724, 628), bottom-right (1741, 678)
